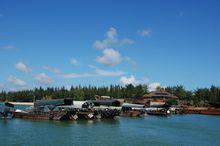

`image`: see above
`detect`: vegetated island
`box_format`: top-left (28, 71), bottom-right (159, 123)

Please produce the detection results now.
top-left (1, 84), bottom-right (220, 108)
top-left (1, 84), bottom-right (220, 120)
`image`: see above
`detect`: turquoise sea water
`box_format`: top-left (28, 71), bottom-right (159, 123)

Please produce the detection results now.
top-left (1, 104), bottom-right (220, 146)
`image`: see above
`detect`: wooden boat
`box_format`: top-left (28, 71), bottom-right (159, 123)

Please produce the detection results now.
top-left (120, 103), bottom-right (145, 117)
top-left (120, 109), bottom-right (145, 117)
top-left (13, 110), bottom-right (68, 120)
top-left (13, 98), bottom-right (75, 120)
top-left (99, 109), bottom-right (120, 119)
top-left (146, 108), bottom-right (171, 116)
top-left (76, 111), bottom-right (94, 120)
top-left (13, 98), bottom-right (121, 121)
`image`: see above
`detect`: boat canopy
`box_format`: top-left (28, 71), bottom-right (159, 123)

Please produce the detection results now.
top-left (34, 98), bottom-right (73, 107)
top-left (122, 103), bottom-right (145, 108)
top-left (5, 102), bottom-right (14, 108)
top-left (91, 99), bottom-right (121, 107)
top-left (73, 101), bottom-right (93, 108)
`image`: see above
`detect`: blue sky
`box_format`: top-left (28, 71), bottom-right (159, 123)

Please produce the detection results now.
top-left (0, 0), bottom-right (220, 91)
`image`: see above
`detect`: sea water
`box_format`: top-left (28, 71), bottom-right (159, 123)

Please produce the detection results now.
top-left (0, 104), bottom-right (220, 146)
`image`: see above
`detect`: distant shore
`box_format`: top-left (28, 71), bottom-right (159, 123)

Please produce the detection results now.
top-left (9, 102), bottom-right (33, 106)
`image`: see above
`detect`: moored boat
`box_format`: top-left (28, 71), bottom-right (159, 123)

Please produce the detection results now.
top-left (120, 103), bottom-right (146, 117)
top-left (146, 108), bottom-right (171, 116)
top-left (0, 102), bottom-right (14, 119)
top-left (13, 98), bottom-right (120, 121)
top-left (13, 110), bottom-right (68, 120)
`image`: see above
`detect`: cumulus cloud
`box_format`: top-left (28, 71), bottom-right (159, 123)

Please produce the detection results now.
top-left (95, 69), bottom-right (125, 76)
top-left (119, 75), bottom-right (150, 86)
top-left (43, 66), bottom-right (61, 75)
top-left (148, 82), bottom-right (161, 91)
top-left (94, 40), bottom-right (108, 50)
top-left (35, 73), bottom-right (53, 85)
top-left (137, 29), bottom-right (151, 37)
top-left (70, 58), bottom-right (78, 66)
top-left (106, 27), bottom-right (117, 39)
top-left (94, 27), bottom-right (135, 67)
top-left (94, 27), bottom-right (118, 50)
top-left (94, 27), bottom-right (134, 50)
top-left (119, 75), bottom-right (139, 86)
top-left (96, 48), bottom-right (121, 66)
top-left (8, 76), bottom-right (26, 86)
top-left (15, 62), bottom-right (31, 73)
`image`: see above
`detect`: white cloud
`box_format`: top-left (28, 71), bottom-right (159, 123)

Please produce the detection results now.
top-left (15, 62), bottom-right (31, 73)
top-left (8, 76), bottom-right (26, 86)
top-left (119, 75), bottom-right (139, 86)
top-left (119, 75), bottom-right (150, 86)
top-left (106, 27), bottom-right (117, 39)
top-left (137, 29), bottom-right (151, 37)
top-left (96, 48), bottom-right (121, 66)
top-left (148, 82), bottom-right (161, 91)
top-left (70, 58), bottom-right (78, 66)
top-left (35, 73), bottom-right (53, 85)
top-left (60, 68), bottom-right (125, 78)
top-left (94, 27), bottom-right (135, 67)
top-left (61, 73), bottom-right (94, 78)
top-left (95, 69), bottom-right (125, 76)
top-left (94, 40), bottom-right (109, 50)
top-left (94, 27), bottom-right (117, 50)
top-left (43, 66), bottom-right (61, 75)
top-left (120, 38), bottom-right (134, 45)
top-left (94, 27), bottom-right (134, 50)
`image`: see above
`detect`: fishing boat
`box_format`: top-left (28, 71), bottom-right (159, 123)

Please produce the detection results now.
top-left (13, 98), bottom-right (120, 120)
top-left (0, 102), bottom-right (14, 119)
top-left (120, 103), bottom-right (145, 117)
top-left (146, 108), bottom-right (171, 116)
top-left (13, 109), bottom-right (68, 120)
top-left (13, 98), bottom-right (75, 120)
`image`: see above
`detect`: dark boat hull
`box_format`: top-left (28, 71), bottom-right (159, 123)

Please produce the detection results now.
top-left (13, 111), bottom-right (68, 120)
top-left (120, 110), bottom-right (145, 117)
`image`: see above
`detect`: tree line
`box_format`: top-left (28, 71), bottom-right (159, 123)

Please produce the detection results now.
top-left (0, 84), bottom-right (220, 106)
top-left (0, 84), bottom-right (147, 102)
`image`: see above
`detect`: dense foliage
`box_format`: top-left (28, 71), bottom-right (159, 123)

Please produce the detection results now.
top-left (0, 84), bottom-right (148, 102)
top-left (0, 85), bottom-right (220, 107)
top-left (165, 85), bottom-right (220, 107)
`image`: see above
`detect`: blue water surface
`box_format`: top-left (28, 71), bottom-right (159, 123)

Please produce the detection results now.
top-left (1, 114), bottom-right (220, 146)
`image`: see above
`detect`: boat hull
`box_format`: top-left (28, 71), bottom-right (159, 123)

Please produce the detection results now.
top-left (13, 111), bottom-right (68, 120)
